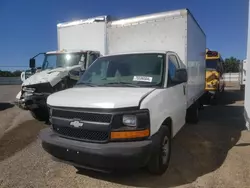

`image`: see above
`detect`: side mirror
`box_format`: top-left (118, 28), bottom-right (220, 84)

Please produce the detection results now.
top-left (172, 68), bottom-right (188, 83)
top-left (29, 58), bottom-right (36, 68)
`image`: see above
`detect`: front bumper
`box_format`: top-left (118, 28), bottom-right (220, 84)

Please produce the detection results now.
top-left (40, 128), bottom-right (156, 172)
top-left (15, 93), bottom-right (50, 110)
top-left (207, 90), bottom-right (216, 95)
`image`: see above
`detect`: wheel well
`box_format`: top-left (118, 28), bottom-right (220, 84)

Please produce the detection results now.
top-left (162, 117), bottom-right (173, 138)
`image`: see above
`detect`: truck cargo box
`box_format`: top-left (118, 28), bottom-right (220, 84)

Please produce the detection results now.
top-left (107, 9), bottom-right (206, 108)
top-left (57, 15), bottom-right (113, 55)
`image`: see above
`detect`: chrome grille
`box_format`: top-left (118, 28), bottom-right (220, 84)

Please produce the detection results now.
top-left (24, 83), bottom-right (53, 93)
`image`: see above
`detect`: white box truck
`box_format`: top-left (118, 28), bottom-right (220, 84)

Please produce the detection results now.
top-left (15, 15), bottom-right (112, 122)
top-left (40, 8), bottom-right (206, 175)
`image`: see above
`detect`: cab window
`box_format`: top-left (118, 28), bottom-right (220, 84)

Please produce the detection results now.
top-left (167, 55), bottom-right (181, 87)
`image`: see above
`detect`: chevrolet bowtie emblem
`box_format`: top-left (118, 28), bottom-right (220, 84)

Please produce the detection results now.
top-left (70, 120), bottom-right (84, 128)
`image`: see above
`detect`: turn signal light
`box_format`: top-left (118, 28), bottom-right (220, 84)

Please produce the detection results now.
top-left (111, 129), bottom-right (150, 139)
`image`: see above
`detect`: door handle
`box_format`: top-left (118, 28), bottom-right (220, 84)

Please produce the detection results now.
top-left (183, 85), bottom-right (186, 95)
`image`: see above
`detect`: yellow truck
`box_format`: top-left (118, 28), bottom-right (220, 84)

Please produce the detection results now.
top-left (204, 48), bottom-right (225, 104)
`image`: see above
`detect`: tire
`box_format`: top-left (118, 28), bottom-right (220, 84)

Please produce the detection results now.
top-left (147, 126), bottom-right (171, 175)
top-left (204, 94), bottom-right (211, 104)
top-left (186, 101), bottom-right (199, 124)
top-left (30, 108), bottom-right (49, 122)
top-left (210, 91), bottom-right (219, 106)
top-left (221, 85), bottom-right (225, 93)
top-left (240, 85), bottom-right (245, 91)
top-left (210, 97), bottom-right (218, 105)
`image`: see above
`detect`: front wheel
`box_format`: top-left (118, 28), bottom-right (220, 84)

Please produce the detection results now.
top-left (30, 108), bottom-right (49, 122)
top-left (147, 126), bottom-right (171, 175)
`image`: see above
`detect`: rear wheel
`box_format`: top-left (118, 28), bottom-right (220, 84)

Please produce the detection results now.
top-left (147, 126), bottom-right (171, 175)
top-left (221, 84), bottom-right (225, 93)
top-left (210, 96), bottom-right (218, 105)
top-left (186, 101), bottom-right (199, 124)
top-left (30, 108), bottom-right (49, 122)
top-left (210, 90), bottom-right (219, 105)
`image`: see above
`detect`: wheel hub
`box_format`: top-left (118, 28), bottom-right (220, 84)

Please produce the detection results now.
top-left (161, 136), bottom-right (169, 164)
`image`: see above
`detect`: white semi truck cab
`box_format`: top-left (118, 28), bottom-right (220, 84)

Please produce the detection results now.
top-left (39, 9), bottom-right (206, 175)
top-left (15, 50), bottom-right (100, 121)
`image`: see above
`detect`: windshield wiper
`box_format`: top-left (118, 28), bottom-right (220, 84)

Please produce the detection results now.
top-left (103, 82), bottom-right (139, 87)
top-left (75, 82), bottom-right (98, 87)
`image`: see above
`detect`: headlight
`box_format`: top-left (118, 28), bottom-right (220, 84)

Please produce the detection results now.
top-left (122, 115), bottom-right (137, 127)
top-left (110, 109), bottom-right (150, 141)
top-left (22, 87), bottom-right (35, 93)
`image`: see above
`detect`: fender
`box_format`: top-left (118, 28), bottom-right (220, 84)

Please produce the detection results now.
top-left (138, 88), bottom-right (157, 108)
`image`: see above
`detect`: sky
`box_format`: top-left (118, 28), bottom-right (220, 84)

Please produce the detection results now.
top-left (0, 0), bottom-right (249, 71)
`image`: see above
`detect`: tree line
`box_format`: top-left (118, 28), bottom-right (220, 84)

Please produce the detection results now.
top-left (0, 70), bottom-right (23, 77)
top-left (0, 56), bottom-right (244, 77)
top-left (223, 57), bottom-right (242, 73)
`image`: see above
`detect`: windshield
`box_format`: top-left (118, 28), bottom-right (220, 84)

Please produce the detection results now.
top-left (206, 59), bottom-right (218, 70)
top-left (41, 53), bottom-right (85, 70)
top-left (77, 53), bottom-right (165, 88)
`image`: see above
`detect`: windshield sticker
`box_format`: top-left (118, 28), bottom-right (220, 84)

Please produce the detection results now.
top-left (133, 76), bottom-right (153, 82)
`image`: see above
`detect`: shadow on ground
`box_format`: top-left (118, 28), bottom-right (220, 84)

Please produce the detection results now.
top-left (76, 89), bottom-right (246, 188)
top-left (0, 120), bottom-right (46, 161)
top-left (202, 89), bottom-right (244, 106)
top-left (0, 103), bottom-right (14, 111)
top-left (216, 89), bottom-right (245, 106)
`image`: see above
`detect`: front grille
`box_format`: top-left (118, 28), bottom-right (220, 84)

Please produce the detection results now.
top-left (53, 124), bottom-right (109, 142)
top-left (52, 109), bottom-right (112, 123)
top-left (24, 83), bottom-right (53, 93)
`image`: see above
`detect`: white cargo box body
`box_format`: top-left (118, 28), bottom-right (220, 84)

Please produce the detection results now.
top-left (57, 15), bottom-right (113, 55)
top-left (107, 9), bottom-right (206, 108)
top-left (242, 59), bottom-right (247, 85)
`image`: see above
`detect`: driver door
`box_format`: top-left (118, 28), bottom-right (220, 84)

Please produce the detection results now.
top-left (165, 52), bottom-right (187, 133)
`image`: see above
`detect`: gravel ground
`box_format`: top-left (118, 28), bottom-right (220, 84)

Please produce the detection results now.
top-left (0, 85), bottom-right (250, 188)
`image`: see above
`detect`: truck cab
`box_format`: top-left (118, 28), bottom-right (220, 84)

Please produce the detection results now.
top-left (15, 14), bottom-right (112, 122)
top-left (15, 50), bottom-right (100, 122)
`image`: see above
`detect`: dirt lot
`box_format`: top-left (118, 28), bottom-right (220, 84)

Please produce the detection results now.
top-left (0, 85), bottom-right (249, 188)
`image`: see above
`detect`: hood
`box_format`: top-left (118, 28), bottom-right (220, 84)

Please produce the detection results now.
top-left (47, 87), bottom-right (156, 109)
top-left (22, 65), bottom-right (81, 86)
